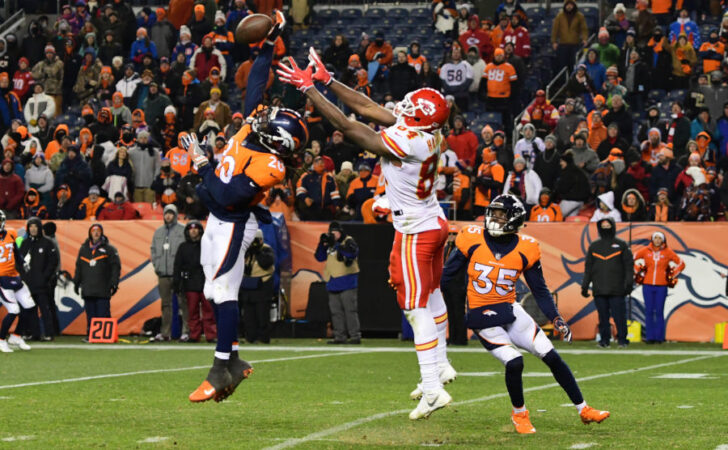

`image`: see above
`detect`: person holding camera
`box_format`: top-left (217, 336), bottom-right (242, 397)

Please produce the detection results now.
top-left (73, 223), bottom-right (121, 341)
top-left (174, 221), bottom-right (216, 343)
top-left (314, 221), bottom-right (361, 345)
top-left (238, 230), bottom-right (275, 344)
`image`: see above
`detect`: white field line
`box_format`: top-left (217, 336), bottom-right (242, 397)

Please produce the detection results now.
top-left (0, 352), bottom-right (364, 391)
top-left (34, 343), bottom-right (728, 356)
top-left (265, 354), bottom-right (723, 450)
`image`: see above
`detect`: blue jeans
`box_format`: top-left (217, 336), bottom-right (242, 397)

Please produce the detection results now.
top-left (643, 285), bottom-right (668, 342)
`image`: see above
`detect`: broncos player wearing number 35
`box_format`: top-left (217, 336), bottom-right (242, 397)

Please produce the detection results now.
top-left (278, 47), bottom-right (456, 421)
top-left (182, 11), bottom-right (309, 404)
top-left (441, 194), bottom-right (610, 434)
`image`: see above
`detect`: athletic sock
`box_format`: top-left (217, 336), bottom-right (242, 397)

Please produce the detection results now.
top-left (575, 401), bottom-right (587, 413)
top-left (542, 349), bottom-right (584, 405)
top-left (0, 313), bottom-right (17, 340)
top-left (428, 288), bottom-right (449, 367)
top-left (406, 308), bottom-right (441, 394)
top-left (505, 356), bottom-right (525, 409)
top-left (513, 405), bottom-right (527, 414)
top-left (214, 301), bottom-right (239, 359)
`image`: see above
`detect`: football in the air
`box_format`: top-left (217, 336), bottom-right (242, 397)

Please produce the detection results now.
top-left (235, 13), bottom-right (273, 44)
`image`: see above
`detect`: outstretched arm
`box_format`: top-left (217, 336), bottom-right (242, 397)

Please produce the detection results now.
top-left (277, 59), bottom-right (394, 159)
top-left (244, 10), bottom-right (286, 116)
top-left (308, 48), bottom-right (396, 127)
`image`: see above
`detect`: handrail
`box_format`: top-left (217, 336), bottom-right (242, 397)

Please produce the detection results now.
top-left (0, 9), bottom-right (24, 38)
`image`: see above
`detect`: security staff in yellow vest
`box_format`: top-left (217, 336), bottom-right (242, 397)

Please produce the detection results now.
top-left (238, 230), bottom-right (275, 344)
top-left (314, 221), bottom-right (361, 344)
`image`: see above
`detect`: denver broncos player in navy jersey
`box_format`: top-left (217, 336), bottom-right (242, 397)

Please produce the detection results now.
top-left (442, 194), bottom-right (610, 434)
top-left (183, 11), bottom-right (309, 403)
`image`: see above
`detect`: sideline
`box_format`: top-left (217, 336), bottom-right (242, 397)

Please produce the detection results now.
top-left (0, 352), bottom-right (364, 390)
top-left (265, 354), bottom-right (724, 449)
top-left (35, 343), bottom-right (727, 356)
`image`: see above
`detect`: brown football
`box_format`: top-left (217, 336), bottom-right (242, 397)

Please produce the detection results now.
top-left (235, 14), bottom-right (273, 45)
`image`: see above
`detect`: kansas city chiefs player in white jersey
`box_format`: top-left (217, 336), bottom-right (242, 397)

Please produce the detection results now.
top-left (278, 48), bottom-right (456, 420)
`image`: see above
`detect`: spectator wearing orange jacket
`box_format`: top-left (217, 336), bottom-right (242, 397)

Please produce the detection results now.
top-left (633, 231), bottom-right (685, 343)
top-left (346, 164), bottom-right (378, 221)
top-left (365, 33), bottom-right (393, 66)
top-left (528, 187), bottom-right (563, 221)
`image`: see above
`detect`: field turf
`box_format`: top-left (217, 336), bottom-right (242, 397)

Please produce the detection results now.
top-left (0, 337), bottom-right (725, 448)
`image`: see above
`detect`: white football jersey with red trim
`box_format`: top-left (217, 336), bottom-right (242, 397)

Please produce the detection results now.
top-left (379, 124), bottom-right (446, 234)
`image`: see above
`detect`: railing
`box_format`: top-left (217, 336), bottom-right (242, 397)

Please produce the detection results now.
top-left (0, 9), bottom-right (24, 38)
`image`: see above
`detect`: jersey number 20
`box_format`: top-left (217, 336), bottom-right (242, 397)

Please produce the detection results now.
top-left (416, 154), bottom-right (438, 199)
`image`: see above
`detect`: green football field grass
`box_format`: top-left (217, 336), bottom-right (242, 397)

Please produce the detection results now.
top-left (0, 337), bottom-right (726, 448)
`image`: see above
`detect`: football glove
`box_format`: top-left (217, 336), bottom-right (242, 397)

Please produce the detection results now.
top-left (265, 10), bottom-right (286, 45)
top-left (581, 287), bottom-right (590, 298)
top-left (308, 47), bottom-right (333, 86)
top-left (179, 132), bottom-right (209, 169)
top-left (276, 58), bottom-right (314, 93)
top-left (553, 316), bottom-right (572, 343)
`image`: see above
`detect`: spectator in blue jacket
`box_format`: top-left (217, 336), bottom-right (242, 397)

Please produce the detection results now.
top-left (130, 28), bottom-right (158, 70)
top-left (171, 26), bottom-right (198, 66)
top-left (226, 0), bottom-right (250, 32)
top-left (668, 9), bottom-right (701, 50)
top-left (314, 221), bottom-right (361, 345)
top-left (584, 48), bottom-right (606, 93)
top-left (295, 156), bottom-right (341, 220)
top-left (0, 72), bottom-right (23, 137)
top-left (346, 163), bottom-right (378, 221)
top-left (54, 146), bottom-right (92, 206)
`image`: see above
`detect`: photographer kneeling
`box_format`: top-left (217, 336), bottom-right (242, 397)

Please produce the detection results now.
top-left (314, 222), bottom-right (361, 345)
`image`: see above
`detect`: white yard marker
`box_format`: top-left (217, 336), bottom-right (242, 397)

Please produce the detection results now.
top-left (651, 373), bottom-right (717, 379)
top-left (570, 443), bottom-right (598, 449)
top-left (677, 405), bottom-right (694, 409)
top-left (266, 354), bottom-right (724, 450)
top-left (137, 437), bottom-right (169, 444)
top-left (523, 372), bottom-right (553, 377)
top-left (1, 435), bottom-right (34, 442)
top-left (457, 372), bottom-right (499, 377)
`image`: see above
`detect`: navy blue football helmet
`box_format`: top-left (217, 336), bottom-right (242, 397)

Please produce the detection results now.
top-left (251, 107), bottom-right (309, 158)
top-left (484, 194), bottom-right (526, 237)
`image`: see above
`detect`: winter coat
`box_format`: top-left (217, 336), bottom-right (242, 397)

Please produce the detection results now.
top-left (143, 92), bottom-right (172, 128)
top-left (555, 112), bottom-right (584, 150)
top-left (172, 222), bottom-right (205, 292)
top-left (551, 3), bottom-right (588, 45)
top-left (24, 93), bottom-right (56, 133)
top-left (0, 170), bottom-right (24, 211)
top-left (603, 107), bottom-right (633, 142)
top-left (54, 156), bottom-right (92, 204)
top-left (171, 42), bottom-right (198, 66)
top-left (73, 59), bottom-right (103, 103)
top-left (649, 161), bottom-right (682, 201)
top-left (620, 188), bottom-right (648, 222)
top-left (31, 57), bottom-right (64, 95)
top-left (97, 200), bottom-right (136, 220)
top-left (115, 73), bottom-right (141, 100)
top-left (18, 220), bottom-right (58, 294)
top-left (555, 159), bottom-right (590, 202)
top-left (193, 100), bottom-right (231, 130)
top-left (74, 232), bottom-right (120, 298)
top-left (591, 191), bottom-right (623, 222)
top-left (582, 217), bottom-right (633, 296)
top-left (532, 148), bottom-right (561, 190)
top-left (323, 42), bottom-right (352, 72)
top-left (503, 169), bottom-right (543, 206)
top-left (130, 39), bottom-right (158, 65)
top-left (190, 47), bottom-right (227, 82)
top-left (150, 20), bottom-right (177, 59)
top-left (150, 210), bottom-right (185, 277)
top-left (24, 162), bottom-right (54, 195)
top-left (128, 143), bottom-right (161, 189)
top-left (569, 144), bottom-right (600, 173)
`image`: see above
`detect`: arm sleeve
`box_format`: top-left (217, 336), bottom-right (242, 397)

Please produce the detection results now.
top-left (44, 241), bottom-right (59, 281)
top-left (523, 260), bottom-right (559, 321)
top-left (582, 246), bottom-right (593, 289)
top-left (314, 241), bottom-right (327, 262)
top-left (670, 249), bottom-right (685, 274)
top-left (244, 43), bottom-right (274, 116)
top-left (197, 163), bottom-right (261, 207)
top-left (441, 247), bottom-right (469, 289)
top-left (622, 243), bottom-right (634, 292)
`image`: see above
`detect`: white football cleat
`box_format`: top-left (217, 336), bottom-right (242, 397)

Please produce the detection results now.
top-left (8, 334), bottom-right (31, 351)
top-left (410, 363), bottom-right (458, 400)
top-left (0, 339), bottom-right (13, 353)
top-left (409, 388), bottom-right (452, 420)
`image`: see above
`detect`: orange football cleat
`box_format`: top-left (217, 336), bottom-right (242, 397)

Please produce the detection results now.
top-left (511, 410), bottom-right (536, 434)
top-left (580, 406), bottom-right (610, 424)
top-left (189, 380), bottom-right (218, 403)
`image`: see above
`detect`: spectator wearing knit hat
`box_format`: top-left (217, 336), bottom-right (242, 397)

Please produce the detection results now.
top-left (24, 83), bottom-right (55, 136)
top-left (130, 69), bottom-right (155, 111)
top-left (172, 26), bottom-right (198, 66)
top-left (128, 130), bottom-right (161, 203)
top-left (200, 66), bottom-right (229, 101)
top-left (31, 45), bottom-right (64, 116)
top-left (533, 134), bottom-right (561, 190)
top-left (115, 64), bottom-right (140, 107)
top-left (150, 8), bottom-right (176, 60)
top-left (555, 150), bottom-right (591, 217)
top-left (591, 27), bottom-right (621, 70)
top-left (144, 81), bottom-right (173, 128)
top-left (188, 4), bottom-right (213, 45)
top-left (194, 86), bottom-right (231, 130)
top-left (12, 57), bottom-right (33, 102)
top-left (649, 148), bottom-right (681, 201)
top-left (72, 49), bottom-right (103, 104)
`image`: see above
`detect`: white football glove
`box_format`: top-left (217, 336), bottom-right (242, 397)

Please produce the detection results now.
top-left (179, 132), bottom-right (208, 168)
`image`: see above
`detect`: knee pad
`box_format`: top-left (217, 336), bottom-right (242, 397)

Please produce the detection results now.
top-left (491, 345), bottom-right (522, 366)
top-left (532, 329), bottom-right (555, 358)
top-left (505, 356), bottom-right (524, 374)
top-left (405, 308), bottom-right (437, 342)
top-left (4, 302), bottom-right (19, 315)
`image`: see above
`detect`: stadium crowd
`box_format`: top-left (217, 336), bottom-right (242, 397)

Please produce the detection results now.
top-left (0, 0), bottom-right (727, 226)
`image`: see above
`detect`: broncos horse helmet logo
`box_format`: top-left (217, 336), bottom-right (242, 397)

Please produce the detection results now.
top-left (556, 224), bottom-right (728, 326)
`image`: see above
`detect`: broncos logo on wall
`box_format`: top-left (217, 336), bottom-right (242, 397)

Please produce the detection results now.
top-left (557, 223), bottom-right (728, 334)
